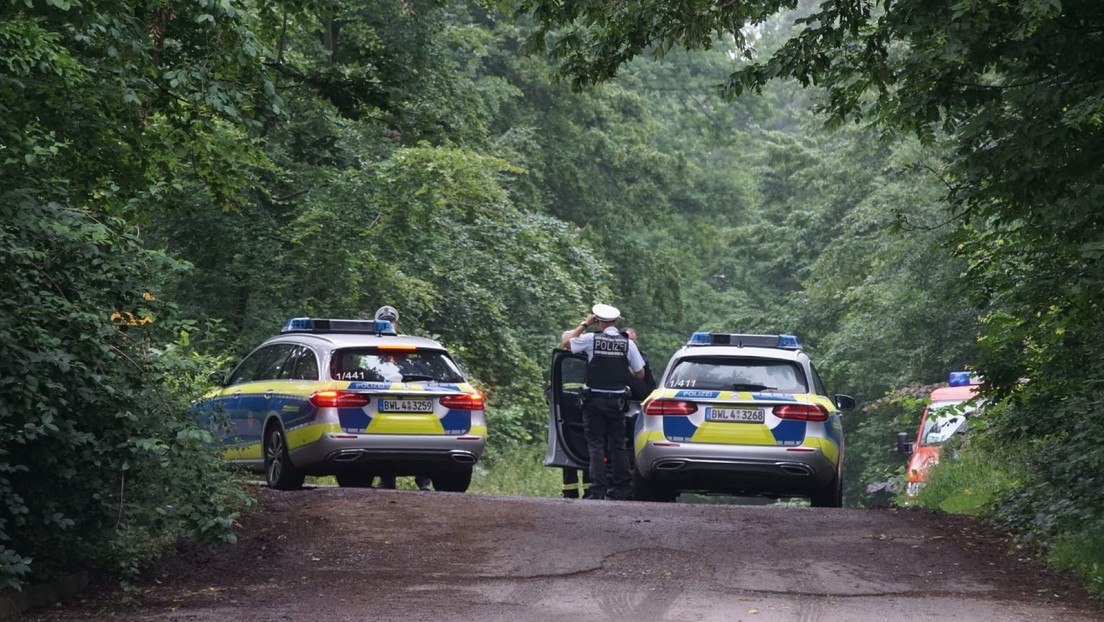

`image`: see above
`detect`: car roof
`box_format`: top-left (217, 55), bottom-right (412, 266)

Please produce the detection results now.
top-left (263, 332), bottom-right (449, 351)
top-left (930, 384), bottom-right (979, 401)
top-left (671, 345), bottom-right (805, 363)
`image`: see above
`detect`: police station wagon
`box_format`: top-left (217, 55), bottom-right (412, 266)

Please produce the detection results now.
top-left (194, 318), bottom-right (486, 491)
top-left (547, 332), bottom-right (854, 505)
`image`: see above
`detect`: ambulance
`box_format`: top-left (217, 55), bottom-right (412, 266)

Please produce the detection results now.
top-left (898, 372), bottom-right (982, 498)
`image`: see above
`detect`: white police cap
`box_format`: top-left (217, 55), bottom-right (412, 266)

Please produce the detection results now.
top-left (592, 303), bottom-right (621, 322)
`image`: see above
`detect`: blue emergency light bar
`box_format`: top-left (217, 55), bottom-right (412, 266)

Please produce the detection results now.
top-left (281, 317), bottom-right (397, 335)
top-left (687, 332), bottom-right (802, 350)
top-left (948, 371), bottom-right (980, 387)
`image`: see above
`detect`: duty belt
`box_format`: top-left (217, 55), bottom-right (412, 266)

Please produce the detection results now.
top-left (582, 385), bottom-right (631, 398)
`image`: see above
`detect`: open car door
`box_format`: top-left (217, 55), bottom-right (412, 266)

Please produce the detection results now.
top-left (543, 349), bottom-right (589, 469)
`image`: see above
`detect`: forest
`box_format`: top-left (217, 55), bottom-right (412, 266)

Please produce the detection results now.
top-left (1, 0), bottom-right (1102, 596)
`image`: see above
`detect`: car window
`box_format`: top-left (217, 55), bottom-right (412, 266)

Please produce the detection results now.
top-left (226, 344), bottom-right (271, 384)
top-left (331, 348), bottom-right (465, 383)
top-left (263, 344), bottom-right (298, 381)
top-left (279, 346), bottom-right (319, 381)
top-left (810, 364), bottom-right (828, 396)
top-left (920, 399), bottom-right (978, 446)
top-left (664, 356), bottom-right (808, 393)
top-left (226, 344), bottom-right (300, 385)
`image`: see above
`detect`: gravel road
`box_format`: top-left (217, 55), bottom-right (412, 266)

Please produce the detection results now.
top-left (23, 486), bottom-right (1104, 621)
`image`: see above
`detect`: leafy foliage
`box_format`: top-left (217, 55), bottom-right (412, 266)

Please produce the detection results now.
top-left (0, 198), bottom-right (249, 589)
top-left (0, 0), bottom-right (272, 590)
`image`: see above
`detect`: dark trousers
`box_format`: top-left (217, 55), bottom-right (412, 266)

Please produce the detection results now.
top-left (582, 396), bottom-right (631, 500)
top-left (562, 468), bottom-right (591, 498)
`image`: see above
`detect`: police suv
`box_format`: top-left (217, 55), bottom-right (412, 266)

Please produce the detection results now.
top-left (546, 332), bottom-right (854, 505)
top-left (193, 318), bottom-right (486, 491)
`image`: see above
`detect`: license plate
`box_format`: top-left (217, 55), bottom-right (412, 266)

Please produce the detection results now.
top-left (380, 399), bottom-right (434, 413)
top-left (708, 407), bottom-right (765, 423)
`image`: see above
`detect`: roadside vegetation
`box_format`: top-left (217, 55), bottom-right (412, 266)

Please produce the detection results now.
top-left (2, 0), bottom-right (1102, 599)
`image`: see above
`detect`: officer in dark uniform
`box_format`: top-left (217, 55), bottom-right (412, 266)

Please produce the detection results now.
top-left (561, 304), bottom-right (645, 500)
top-left (621, 327), bottom-right (657, 400)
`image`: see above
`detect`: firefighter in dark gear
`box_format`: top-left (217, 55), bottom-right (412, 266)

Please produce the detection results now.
top-left (561, 304), bottom-right (645, 500)
top-left (561, 467), bottom-right (591, 499)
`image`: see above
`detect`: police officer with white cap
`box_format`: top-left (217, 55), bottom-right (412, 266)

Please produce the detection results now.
top-left (561, 304), bottom-right (645, 500)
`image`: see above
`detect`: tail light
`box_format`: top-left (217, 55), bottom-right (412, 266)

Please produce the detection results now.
top-left (440, 393), bottom-right (485, 410)
top-left (773, 403), bottom-right (829, 422)
top-left (310, 390), bottom-right (369, 408)
top-left (643, 399), bottom-right (698, 416)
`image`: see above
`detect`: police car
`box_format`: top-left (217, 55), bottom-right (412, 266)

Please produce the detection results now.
top-left (194, 318), bottom-right (486, 491)
top-left (547, 332), bottom-right (854, 505)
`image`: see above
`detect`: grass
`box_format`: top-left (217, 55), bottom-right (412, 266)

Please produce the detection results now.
top-left (1049, 526), bottom-right (1104, 597)
top-left (470, 444), bottom-right (562, 497)
top-left (912, 444), bottom-right (1022, 515)
top-left (301, 445), bottom-right (562, 496)
top-left (908, 444), bottom-right (1104, 599)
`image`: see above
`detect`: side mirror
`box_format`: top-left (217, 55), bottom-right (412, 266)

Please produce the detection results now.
top-left (543, 385), bottom-right (552, 405)
top-left (208, 370), bottom-right (226, 387)
top-left (896, 432), bottom-right (914, 456)
top-left (834, 394), bottom-right (856, 411)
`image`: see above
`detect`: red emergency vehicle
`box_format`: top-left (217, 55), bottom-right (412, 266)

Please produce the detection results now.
top-left (899, 372), bottom-right (981, 498)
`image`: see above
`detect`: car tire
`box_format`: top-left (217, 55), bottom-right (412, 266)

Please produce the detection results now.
top-left (335, 470), bottom-right (375, 488)
top-left (810, 468), bottom-right (843, 508)
top-left (431, 467), bottom-right (472, 492)
top-left (264, 424), bottom-right (305, 490)
top-left (632, 468), bottom-right (677, 503)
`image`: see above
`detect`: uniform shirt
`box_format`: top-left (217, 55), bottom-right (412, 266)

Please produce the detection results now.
top-left (569, 326), bottom-right (645, 373)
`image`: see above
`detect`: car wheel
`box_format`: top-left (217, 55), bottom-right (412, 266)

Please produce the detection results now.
top-left (431, 467), bottom-right (472, 492)
top-left (632, 467), bottom-right (677, 502)
top-left (335, 470), bottom-right (375, 488)
top-left (810, 469), bottom-right (843, 508)
top-left (264, 424), bottom-right (304, 490)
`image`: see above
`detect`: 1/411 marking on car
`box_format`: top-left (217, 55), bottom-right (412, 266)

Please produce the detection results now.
top-left (707, 407), bottom-right (765, 423)
top-left (380, 399), bottom-right (434, 412)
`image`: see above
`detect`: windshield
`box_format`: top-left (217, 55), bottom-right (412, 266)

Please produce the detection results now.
top-left (664, 357), bottom-right (808, 393)
top-left (330, 348), bottom-right (465, 383)
top-left (919, 399), bottom-right (979, 446)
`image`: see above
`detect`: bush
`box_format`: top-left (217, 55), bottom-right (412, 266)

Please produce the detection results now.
top-left (0, 200), bottom-right (249, 590)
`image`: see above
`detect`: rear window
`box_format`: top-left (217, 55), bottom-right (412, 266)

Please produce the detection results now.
top-left (330, 348), bottom-right (465, 383)
top-left (665, 356), bottom-right (808, 393)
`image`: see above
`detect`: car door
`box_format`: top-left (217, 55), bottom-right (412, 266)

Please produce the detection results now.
top-left (217, 344), bottom-right (298, 462)
top-left (544, 349), bottom-right (589, 469)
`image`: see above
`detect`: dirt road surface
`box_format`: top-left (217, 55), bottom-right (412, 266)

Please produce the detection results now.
top-left (24, 486), bottom-right (1104, 622)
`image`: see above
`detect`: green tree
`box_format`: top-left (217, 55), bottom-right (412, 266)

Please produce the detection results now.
top-left (0, 0), bottom-right (276, 588)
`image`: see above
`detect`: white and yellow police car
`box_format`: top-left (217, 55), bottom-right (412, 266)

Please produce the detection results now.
top-left (547, 332), bottom-right (854, 505)
top-left (194, 318), bottom-right (486, 491)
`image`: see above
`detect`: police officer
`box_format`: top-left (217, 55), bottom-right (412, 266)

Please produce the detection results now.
top-left (373, 305), bottom-right (434, 492)
top-left (561, 304), bottom-right (645, 500)
top-left (621, 327), bottom-right (657, 400)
